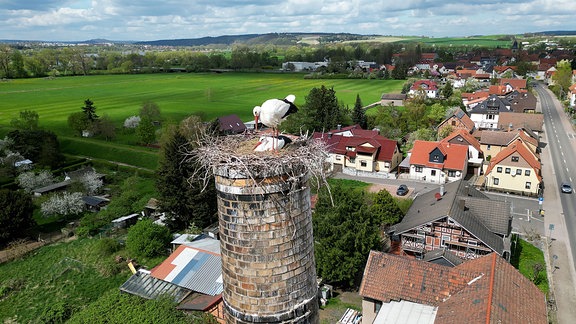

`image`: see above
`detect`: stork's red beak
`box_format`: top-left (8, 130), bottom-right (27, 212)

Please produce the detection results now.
top-left (254, 115), bottom-right (259, 131)
top-left (254, 141), bottom-right (262, 150)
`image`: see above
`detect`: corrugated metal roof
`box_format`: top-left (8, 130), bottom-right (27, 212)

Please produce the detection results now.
top-left (120, 271), bottom-right (190, 303)
top-left (374, 300), bottom-right (437, 324)
top-left (151, 245), bottom-right (223, 296)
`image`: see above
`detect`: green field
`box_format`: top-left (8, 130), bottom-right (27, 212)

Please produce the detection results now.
top-left (401, 36), bottom-right (512, 48)
top-left (0, 73), bottom-right (404, 133)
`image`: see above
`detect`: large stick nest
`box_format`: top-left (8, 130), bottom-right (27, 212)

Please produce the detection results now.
top-left (187, 133), bottom-right (331, 195)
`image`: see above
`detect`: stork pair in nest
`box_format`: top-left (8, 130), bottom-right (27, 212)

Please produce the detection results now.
top-left (252, 94), bottom-right (298, 152)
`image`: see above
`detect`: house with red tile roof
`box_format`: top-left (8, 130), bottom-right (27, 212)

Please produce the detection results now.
top-left (491, 66), bottom-right (517, 79)
top-left (440, 129), bottom-right (484, 176)
top-left (408, 140), bottom-right (468, 183)
top-left (482, 139), bottom-right (542, 196)
top-left (409, 80), bottom-right (438, 99)
top-left (313, 127), bottom-right (403, 175)
top-left (436, 108), bottom-right (476, 137)
top-left (499, 78), bottom-right (527, 90)
top-left (359, 251), bottom-right (547, 324)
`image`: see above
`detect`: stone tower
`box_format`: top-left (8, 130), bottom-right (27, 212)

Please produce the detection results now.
top-left (214, 162), bottom-right (319, 324)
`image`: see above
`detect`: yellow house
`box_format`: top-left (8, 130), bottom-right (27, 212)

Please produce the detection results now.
top-left (483, 139), bottom-right (542, 196)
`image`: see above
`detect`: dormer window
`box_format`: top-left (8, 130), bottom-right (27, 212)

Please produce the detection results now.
top-left (511, 156), bottom-right (519, 162)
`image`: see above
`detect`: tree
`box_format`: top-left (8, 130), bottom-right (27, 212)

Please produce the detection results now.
top-left (10, 110), bottom-right (39, 131)
top-left (7, 130), bottom-right (63, 169)
top-left (126, 218), bottom-right (172, 258)
top-left (156, 122), bottom-right (218, 231)
top-left (136, 116), bottom-right (156, 145)
top-left (76, 170), bottom-right (103, 195)
top-left (40, 192), bottom-right (85, 219)
top-left (95, 115), bottom-right (116, 141)
top-left (369, 189), bottom-right (404, 225)
top-left (68, 112), bottom-right (90, 136)
top-left (285, 85), bottom-right (347, 133)
top-left (313, 185), bottom-right (383, 287)
top-left (82, 99), bottom-right (99, 122)
top-left (552, 59), bottom-right (572, 99)
top-left (123, 115), bottom-right (141, 129)
top-left (0, 189), bottom-right (34, 246)
top-left (441, 80), bottom-right (453, 99)
top-left (139, 101), bottom-right (162, 122)
top-left (16, 170), bottom-right (55, 192)
top-left (351, 94), bottom-right (368, 129)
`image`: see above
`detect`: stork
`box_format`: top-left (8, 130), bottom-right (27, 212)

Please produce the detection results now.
top-left (253, 94), bottom-right (298, 149)
top-left (254, 135), bottom-right (292, 152)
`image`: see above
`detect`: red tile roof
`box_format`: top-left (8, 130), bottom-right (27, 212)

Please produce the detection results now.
top-left (410, 140), bottom-right (469, 171)
top-left (499, 78), bottom-right (527, 90)
top-left (484, 140), bottom-right (542, 182)
top-left (411, 79), bottom-right (438, 91)
top-left (313, 130), bottom-right (399, 163)
top-left (441, 128), bottom-right (482, 153)
top-left (360, 251), bottom-right (548, 324)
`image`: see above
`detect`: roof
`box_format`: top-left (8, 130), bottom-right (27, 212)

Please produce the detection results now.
top-left (497, 112), bottom-right (543, 132)
top-left (218, 114), bottom-right (247, 134)
top-left (176, 293), bottom-right (222, 311)
top-left (394, 180), bottom-right (510, 254)
top-left (82, 196), bottom-right (109, 207)
top-left (479, 130), bottom-right (519, 146)
top-left (440, 129), bottom-right (482, 154)
top-left (437, 108), bottom-right (476, 133)
top-left (409, 141), bottom-right (468, 171)
top-left (33, 180), bottom-right (71, 194)
top-left (422, 249), bottom-right (463, 267)
top-left (499, 78), bottom-right (527, 90)
top-left (411, 79), bottom-right (438, 91)
top-left (151, 244), bottom-right (223, 296)
top-left (120, 270), bottom-right (191, 303)
top-left (360, 251), bottom-right (548, 324)
top-left (469, 95), bottom-right (510, 114)
top-left (374, 300), bottom-right (437, 324)
top-left (484, 140), bottom-right (542, 183)
top-left (313, 130), bottom-right (400, 163)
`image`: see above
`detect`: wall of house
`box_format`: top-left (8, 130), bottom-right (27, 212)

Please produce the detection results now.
top-left (403, 218), bottom-right (493, 260)
top-left (471, 113), bottom-right (499, 130)
top-left (485, 162), bottom-right (540, 196)
top-left (361, 299), bottom-right (379, 324)
top-left (481, 144), bottom-right (505, 161)
top-left (355, 153), bottom-right (376, 172)
top-left (409, 166), bottom-right (448, 184)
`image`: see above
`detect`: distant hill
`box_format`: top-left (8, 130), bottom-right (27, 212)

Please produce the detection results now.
top-left (133, 32), bottom-right (370, 46)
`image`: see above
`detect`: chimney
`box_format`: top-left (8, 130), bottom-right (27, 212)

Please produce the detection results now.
top-left (463, 185), bottom-right (469, 196)
top-left (459, 199), bottom-right (466, 211)
top-left (337, 124), bottom-right (342, 130)
top-left (328, 132), bottom-right (333, 139)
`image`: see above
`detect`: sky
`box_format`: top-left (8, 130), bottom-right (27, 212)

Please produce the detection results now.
top-left (1, 0), bottom-right (576, 42)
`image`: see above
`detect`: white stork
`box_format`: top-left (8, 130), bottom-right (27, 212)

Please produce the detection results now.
top-left (254, 135), bottom-right (292, 152)
top-left (253, 94), bottom-right (298, 150)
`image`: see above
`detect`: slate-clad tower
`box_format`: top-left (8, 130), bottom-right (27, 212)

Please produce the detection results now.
top-left (214, 163), bottom-right (319, 324)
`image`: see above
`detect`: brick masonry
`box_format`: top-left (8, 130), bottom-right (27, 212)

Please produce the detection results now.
top-left (215, 164), bottom-right (319, 324)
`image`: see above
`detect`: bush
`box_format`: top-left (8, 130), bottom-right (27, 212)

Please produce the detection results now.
top-left (126, 219), bottom-right (172, 259)
top-left (95, 238), bottom-right (122, 256)
top-left (39, 301), bottom-right (74, 324)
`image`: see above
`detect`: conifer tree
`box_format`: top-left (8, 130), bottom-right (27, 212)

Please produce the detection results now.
top-left (351, 94), bottom-right (368, 129)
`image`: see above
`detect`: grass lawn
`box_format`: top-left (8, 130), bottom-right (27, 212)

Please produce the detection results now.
top-left (0, 73), bottom-right (404, 134)
top-left (511, 236), bottom-right (549, 294)
top-left (0, 238), bottom-right (133, 323)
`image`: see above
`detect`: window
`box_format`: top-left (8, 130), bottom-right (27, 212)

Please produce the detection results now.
top-left (448, 170), bottom-right (456, 177)
top-left (335, 156), bottom-right (342, 161)
top-left (415, 166), bottom-right (423, 173)
top-left (497, 167), bottom-right (502, 173)
top-left (516, 169), bottom-right (522, 175)
top-left (487, 114), bottom-right (494, 120)
top-left (525, 170), bottom-right (531, 176)
top-left (494, 178), bottom-right (499, 185)
top-left (431, 170), bottom-right (437, 176)
top-left (468, 240), bottom-right (478, 246)
top-left (374, 301), bottom-right (382, 313)
top-left (441, 235), bottom-right (451, 247)
top-left (451, 120), bottom-right (456, 126)
top-left (487, 145), bottom-right (491, 150)
top-left (432, 154), bottom-right (440, 162)
top-left (526, 182), bottom-right (531, 189)
top-left (360, 160), bottom-right (367, 167)
top-left (505, 168), bottom-right (511, 174)
top-left (511, 156), bottom-right (519, 162)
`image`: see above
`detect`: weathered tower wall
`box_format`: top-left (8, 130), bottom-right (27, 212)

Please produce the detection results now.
top-left (214, 164), bottom-right (319, 324)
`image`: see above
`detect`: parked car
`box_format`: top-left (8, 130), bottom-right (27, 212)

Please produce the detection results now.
top-left (561, 182), bottom-right (573, 194)
top-left (396, 184), bottom-right (409, 196)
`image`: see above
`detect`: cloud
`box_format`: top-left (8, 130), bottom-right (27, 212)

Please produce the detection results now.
top-left (0, 0), bottom-right (575, 41)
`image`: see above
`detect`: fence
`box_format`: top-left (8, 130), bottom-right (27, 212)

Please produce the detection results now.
top-left (0, 232), bottom-right (66, 264)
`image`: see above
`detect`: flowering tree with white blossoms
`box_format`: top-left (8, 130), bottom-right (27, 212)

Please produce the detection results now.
top-left (16, 170), bottom-right (55, 192)
top-left (123, 115), bottom-right (141, 129)
top-left (77, 171), bottom-right (103, 195)
top-left (41, 192), bottom-right (84, 218)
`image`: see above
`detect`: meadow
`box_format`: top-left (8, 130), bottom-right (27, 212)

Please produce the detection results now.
top-left (0, 73), bottom-right (404, 134)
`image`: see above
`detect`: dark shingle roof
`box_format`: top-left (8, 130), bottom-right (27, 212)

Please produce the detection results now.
top-left (422, 249), bottom-right (463, 267)
top-left (394, 180), bottom-right (511, 255)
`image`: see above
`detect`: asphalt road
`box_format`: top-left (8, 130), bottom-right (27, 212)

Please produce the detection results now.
top-left (534, 83), bottom-right (576, 267)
